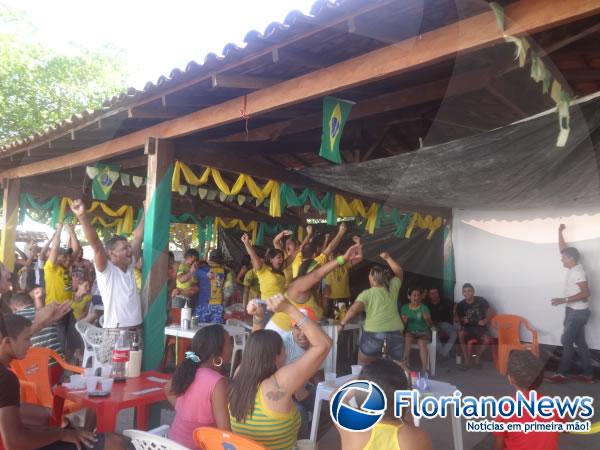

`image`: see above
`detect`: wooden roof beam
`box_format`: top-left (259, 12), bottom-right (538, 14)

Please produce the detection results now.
top-left (128, 106), bottom-right (197, 120)
top-left (272, 48), bottom-right (330, 70)
top-left (3, 0), bottom-right (599, 180)
top-left (211, 74), bottom-right (279, 90)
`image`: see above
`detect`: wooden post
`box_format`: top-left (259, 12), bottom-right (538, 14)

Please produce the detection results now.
top-left (0, 178), bottom-right (20, 271)
top-left (141, 138), bottom-right (173, 371)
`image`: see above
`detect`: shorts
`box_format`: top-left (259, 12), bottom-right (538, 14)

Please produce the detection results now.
top-left (195, 304), bottom-right (224, 324)
top-left (462, 325), bottom-right (490, 341)
top-left (36, 433), bottom-right (105, 450)
top-left (172, 295), bottom-right (190, 309)
top-left (360, 330), bottom-right (404, 360)
top-left (406, 330), bottom-right (431, 342)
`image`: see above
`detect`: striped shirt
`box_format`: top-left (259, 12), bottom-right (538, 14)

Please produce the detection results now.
top-left (15, 307), bottom-right (64, 365)
top-left (230, 383), bottom-right (300, 450)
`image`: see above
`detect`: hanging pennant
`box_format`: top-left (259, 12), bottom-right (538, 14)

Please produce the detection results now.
top-left (120, 173), bottom-right (131, 187)
top-left (190, 186), bottom-right (198, 196)
top-left (86, 166), bottom-right (99, 179)
top-left (207, 190), bottom-right (218, 201)
top-left (237, 195), bottom-right (246, 206)
top-left (219, 192), bottom-right (227, 202)
top-left (319, 96), bottom-right (354, 164)
top-left (199, 188), bottom-right (208, 200)
top-left (132, 176), bottom-right (144, 188)
top-left (177, 185), bottom-right (188, 195)
top-left (91, 164), bottom-right (120, 200)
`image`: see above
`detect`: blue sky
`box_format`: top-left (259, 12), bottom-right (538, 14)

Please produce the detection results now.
top-left (2, 0), bottom-right (316, 89)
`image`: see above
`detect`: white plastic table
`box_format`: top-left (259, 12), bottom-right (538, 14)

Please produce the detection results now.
top-left (309, 374), bottom-right (464, 450)
top-left (320, 321), bottom-right (362, 374)
top-left (164, 324), bottom-right (247, 364)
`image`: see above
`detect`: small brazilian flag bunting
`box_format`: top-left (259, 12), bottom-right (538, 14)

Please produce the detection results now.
top-left (91, 164), bottom-right (119, 200)
top-left (319, 96), bottom-right (354, 164)
top-left (132, 176), bottom-right (144, 188)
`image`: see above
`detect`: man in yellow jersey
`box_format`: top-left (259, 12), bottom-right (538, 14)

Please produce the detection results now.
top-left (44, 222), bottom-right (80, 359)
top-left (323, 236), bottom-right (362, 317)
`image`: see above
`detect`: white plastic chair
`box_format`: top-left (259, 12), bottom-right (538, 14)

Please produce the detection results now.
top-left (85, 327), bottom-right (120, 367)
top-left (410, 328), bottom-right (437, 376)
top-left (124, 428), bottom-right (190, 450)
top-left (225, 320), bottom-right (249, 377)
top-left (74, 321), bottom-right (96, 369)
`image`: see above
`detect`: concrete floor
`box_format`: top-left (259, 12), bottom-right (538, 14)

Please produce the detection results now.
top-left (114, 357), bottom-right (600, 449)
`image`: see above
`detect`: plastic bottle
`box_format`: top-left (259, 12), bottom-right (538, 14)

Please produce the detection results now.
top-left (126, 333), bottom-right (142, 378)
top-left (112, 330), bottom-right (130, 382)
top-left (181, 299), bottom-right (192, 329)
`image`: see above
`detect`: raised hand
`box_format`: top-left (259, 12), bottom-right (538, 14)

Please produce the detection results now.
top-left (352, 235), bottom-right (361, 244)
top-left (266, 293), bottom-right (291, 313)
top-left (283, 229), bottom-right (293, 236)
top-left (305, 225), bottom-right (313, 236)
top-left (339, 222), bottom-right (347, 233)
top-left (344, 243), bottom-right (362, 261)
top-left (241, 233), bottom-right (250, 245)
top-left (379, 251), bottom-right (390, 260)
top-left (69, 199), bottom-right (86, 218)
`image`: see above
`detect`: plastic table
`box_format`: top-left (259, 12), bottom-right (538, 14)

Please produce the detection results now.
top-left (309, 374), bottom-right (464, 450)
top-left (164, 324), bottom-right (248, 365)
top-left (51, 371), bottom-right (170, 432)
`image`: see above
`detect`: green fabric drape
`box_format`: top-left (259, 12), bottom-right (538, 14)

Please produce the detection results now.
top-left (279, 184), bottom-right (335, 225)
top-left (442, 224), bottom-right (455, 301)
top-left (19, 194), bottom-right (61, 227)
top-left (376, 207), bottom-right (412, 237)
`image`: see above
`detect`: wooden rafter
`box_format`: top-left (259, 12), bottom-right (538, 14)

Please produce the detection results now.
top-left (211, 74), bottom-right (279, 90)
top-left (2, 0), bottom-right (599, 180)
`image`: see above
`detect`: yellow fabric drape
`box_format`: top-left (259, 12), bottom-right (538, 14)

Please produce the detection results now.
top-left (405, 213), bottom-right (443, 240)
top-left (214, 217), bottom-right (258, 243)
top-left (172, 161), bottom-right (282, 217)
top-left (59, 197), bottom-right (135, 234)
top-left (334, 195), bottom-right (379, 234)
top-left (90, 216), bottom-right (124, 234)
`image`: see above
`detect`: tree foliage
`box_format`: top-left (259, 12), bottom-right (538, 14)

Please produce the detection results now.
top-left (0, 5), bottom-right (128, 145)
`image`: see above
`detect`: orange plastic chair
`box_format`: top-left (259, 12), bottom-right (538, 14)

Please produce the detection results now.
top-left (10, 347), bottom-right (85, 424)
top-left (491, 314), bottom-right (539, 375)
top-left (193, 427), bottom-right (268, 450)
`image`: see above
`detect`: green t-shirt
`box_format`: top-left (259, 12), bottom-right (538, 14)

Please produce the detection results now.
top-left (401, 303), bottom-right (431, 333)
top-left (356, 277), bottom-right (403, 333)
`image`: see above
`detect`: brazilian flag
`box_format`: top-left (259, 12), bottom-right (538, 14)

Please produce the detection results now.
top-left (91, 164), bottom-right (120, 200)
top-left (319, 96), bottom-right (353, 164)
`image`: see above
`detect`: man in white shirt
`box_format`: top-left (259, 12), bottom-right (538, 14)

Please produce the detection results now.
top-left (70, 199), bottom-right (144, 330)
top-left (546, 224), bottom-right (593, 384)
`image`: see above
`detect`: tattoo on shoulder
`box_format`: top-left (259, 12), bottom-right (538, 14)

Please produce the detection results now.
top-left (266, 389), bottom-right (286, 401)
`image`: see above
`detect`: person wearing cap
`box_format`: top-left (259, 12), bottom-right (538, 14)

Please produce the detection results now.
top-left (44, 222), bottom-right (81, 358)
top-left (546, 224), bottom-right (593, 384)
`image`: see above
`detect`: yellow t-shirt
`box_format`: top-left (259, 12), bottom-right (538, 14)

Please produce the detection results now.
top-left (208, 263), bottom-right (226, 305)
top-left (363, 423), bottom-right (402, 450)
top-left (44, 260), bottom-right (72, 304)
top-left (283, 264), bottom-right (294, 286)
top-left (134, 268), bottom-right (142, 291)
top-left (324, 262), bottom-right (351, 299)
top-left (256, 265), bottom-right (286, 300)
top-left (291, 252), bottom-right (328, 279)
top-left (271, 293), bottom-right (323, 332)
top-left (176, 263), bottom-right (197, 290)
top-left (243, 268), bottom-right (261, 300)
top-left (71, 294), bottom-right (92, 320)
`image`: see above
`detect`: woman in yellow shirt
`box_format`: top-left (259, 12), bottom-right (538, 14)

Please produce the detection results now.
top-left (336, 359), bottom-right (432, 450)
top-left (241, 234), bottom-right (286, 300)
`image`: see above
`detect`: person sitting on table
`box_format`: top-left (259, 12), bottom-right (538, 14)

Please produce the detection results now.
top-left (0, 313), bottom-right (129, 450)
top-left (456, 283), bottom-right (494, 369)
top-left (165, 325), bottom-right (233, 449)
top-left (171, 249), bottom-right (200, 308)
top-left (401, 287), bottom-right (433, 373)
top-left (336, 358), bottom-right (432, 450)
top-left (338, 252), bottom-right (405, 366)
top-left (229, 296), bottom-right (332, 450)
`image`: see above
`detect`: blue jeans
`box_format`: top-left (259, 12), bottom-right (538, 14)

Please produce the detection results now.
top-left (559, 307), bottom-right (592, 376)
top-left (435, 322), bottom-right (458, 357)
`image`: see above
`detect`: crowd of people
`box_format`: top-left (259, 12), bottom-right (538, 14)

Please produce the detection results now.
top-left (0, 198), bottom-right (594, 450)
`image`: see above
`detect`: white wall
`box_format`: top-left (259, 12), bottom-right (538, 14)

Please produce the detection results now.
top-left (452, 208), bottom-right (600, 349)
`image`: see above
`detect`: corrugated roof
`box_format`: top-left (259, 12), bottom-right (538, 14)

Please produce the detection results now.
top-left (0, 0), bottom-right (371, 152)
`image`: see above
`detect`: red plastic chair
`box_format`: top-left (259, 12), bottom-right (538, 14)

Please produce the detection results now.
top-left (193, 427), bottom-right (267, 450)
top-left (491, 314), bottom-right (539, 375)
top-left (10, 347), bottom-right (85, 425)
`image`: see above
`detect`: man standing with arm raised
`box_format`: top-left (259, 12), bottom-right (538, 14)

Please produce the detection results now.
top-left (70, 199), bottom-right (145, 331)
top-left (546, 224), bottom-right (594, 384)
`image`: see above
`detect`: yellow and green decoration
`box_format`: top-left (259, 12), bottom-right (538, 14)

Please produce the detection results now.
top-left (319, 96), bottom-right (354, 164)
